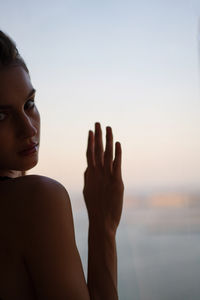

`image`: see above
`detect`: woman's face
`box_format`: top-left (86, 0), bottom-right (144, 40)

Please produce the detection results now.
top-left (0, 65), bottom-right (40, 176)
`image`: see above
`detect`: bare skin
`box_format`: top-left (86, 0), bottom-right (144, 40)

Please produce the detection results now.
top-left (0, 175), bottom-right (43, 300)
top-left (84, 123), bottom-right (124, 299)
top-left (0, 65), bottom-right (124, 299)
top-left (0, 65), bottom-right (40, 178)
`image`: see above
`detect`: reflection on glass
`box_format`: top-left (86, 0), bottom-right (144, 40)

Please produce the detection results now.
top-left (73, 189), bottom-right (200, 300)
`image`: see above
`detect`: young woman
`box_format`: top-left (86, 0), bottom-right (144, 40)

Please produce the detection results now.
top-left (0, 31), bottom-right (124, 300)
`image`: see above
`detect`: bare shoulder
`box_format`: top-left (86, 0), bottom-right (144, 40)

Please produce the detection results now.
top-left (0, 174), bottom-right (68, 197)
top-left (13, 175), bottom-right (71, 225)
top-left (8, 174), bottom-right (70, 205)
top-left (14, 174), bottom-right (69, 195)
top-left (0, 176), bottom-right (90, 299)
top-left (18, 174), bottom-right (75, 243)
top-left (16, 175), bottom-right (89, 299)
top-left (0, 174), bottom-right (72, 237)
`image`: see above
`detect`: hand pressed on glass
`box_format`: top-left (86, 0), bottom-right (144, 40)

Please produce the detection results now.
top-left (83, 122), bottom-right (124, 234)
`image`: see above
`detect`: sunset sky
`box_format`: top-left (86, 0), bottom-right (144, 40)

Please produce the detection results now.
top-left (1, 0), bottom-right (200, 197)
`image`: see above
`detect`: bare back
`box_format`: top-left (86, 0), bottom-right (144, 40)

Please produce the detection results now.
top-left (0, 176), bottom-right (38, 299)
top-left (0, 175), bottom-right (89, 300)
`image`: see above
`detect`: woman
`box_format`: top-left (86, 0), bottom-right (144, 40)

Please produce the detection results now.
top-left (0, 31), bottom-right (124, 300)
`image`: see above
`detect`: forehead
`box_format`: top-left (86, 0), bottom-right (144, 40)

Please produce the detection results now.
top-left (0, 66), bottom-right (33, 103)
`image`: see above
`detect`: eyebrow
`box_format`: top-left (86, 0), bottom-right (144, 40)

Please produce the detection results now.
top-left (0, 88), bottom-right (36, 110)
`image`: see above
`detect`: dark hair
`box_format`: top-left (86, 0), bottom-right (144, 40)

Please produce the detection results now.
top-left (0, 30), bottom-right (29, 73)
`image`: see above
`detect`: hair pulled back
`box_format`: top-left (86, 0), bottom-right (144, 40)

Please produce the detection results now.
top-left (0, 30), bottom-right (29, 73)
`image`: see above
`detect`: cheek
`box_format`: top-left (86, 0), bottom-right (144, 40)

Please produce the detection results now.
top-left (0, 130), bottom-right (13, 144)
top-left (0, 134), bottom-right (14, 160)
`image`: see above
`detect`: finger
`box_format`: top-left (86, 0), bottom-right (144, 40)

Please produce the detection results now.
top-left (86, 130), bottom-right (95, 168)
top-left (95, 122), bottom-right (104, 168)
top-left (104, 126), bottom-right (113, 173)
top-left (113, 142), bottom-right (122, 179)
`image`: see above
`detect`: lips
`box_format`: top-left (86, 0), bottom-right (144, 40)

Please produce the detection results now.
top-left (19, 143), bottom-right (39, 154)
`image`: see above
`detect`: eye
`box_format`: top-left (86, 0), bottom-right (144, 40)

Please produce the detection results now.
top-left (0, 112), bottom-right (7, 121)
top-left (25, 98), bottom-right (35, 110)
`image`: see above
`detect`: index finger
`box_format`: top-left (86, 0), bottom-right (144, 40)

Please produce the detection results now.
top-left (113, 142), bottom-right (122, 179)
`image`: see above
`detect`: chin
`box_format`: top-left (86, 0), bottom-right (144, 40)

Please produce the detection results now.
top-left (23, 160), bottom-right (38, 171)
top-left (16, 156), bottom-right (39, 172)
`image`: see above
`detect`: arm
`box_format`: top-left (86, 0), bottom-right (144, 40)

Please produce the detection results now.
top-left (83, 123), bottom-right (124, 300)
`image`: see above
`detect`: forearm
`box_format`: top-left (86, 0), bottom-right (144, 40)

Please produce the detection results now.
top-left (87, 224), bottom-right (118, 300)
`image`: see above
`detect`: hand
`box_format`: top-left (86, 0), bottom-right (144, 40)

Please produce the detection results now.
top-left (83, 122), bottom-right (124, 234)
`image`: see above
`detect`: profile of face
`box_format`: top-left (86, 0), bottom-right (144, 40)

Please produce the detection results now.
top-left (0, 65), bottom-right (40, 176)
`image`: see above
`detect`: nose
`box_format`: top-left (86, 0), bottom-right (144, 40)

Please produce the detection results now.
top-left (17, 113), bottom-right (38, 139)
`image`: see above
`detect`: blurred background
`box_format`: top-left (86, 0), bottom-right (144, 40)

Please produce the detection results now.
top-left (1, 0), bottom-right (200, 299)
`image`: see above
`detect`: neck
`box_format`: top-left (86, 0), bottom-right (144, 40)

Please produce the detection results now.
top-left (0, 170), bottom-right (24, 178)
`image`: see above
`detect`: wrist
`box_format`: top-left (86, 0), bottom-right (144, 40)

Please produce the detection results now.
top-left (88, 221), bottom-right (116, 240)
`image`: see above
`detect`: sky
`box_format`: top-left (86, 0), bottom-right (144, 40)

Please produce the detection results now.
top-left (0, 0), bottom-right (200, 198)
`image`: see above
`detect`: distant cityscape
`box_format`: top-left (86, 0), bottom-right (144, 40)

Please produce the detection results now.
top-left (122, 191), bottom-right (200, 235)
top-left (71, 190), bottom-right (200, 300)
top-left (124, 191), bottom-right (200, 209)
